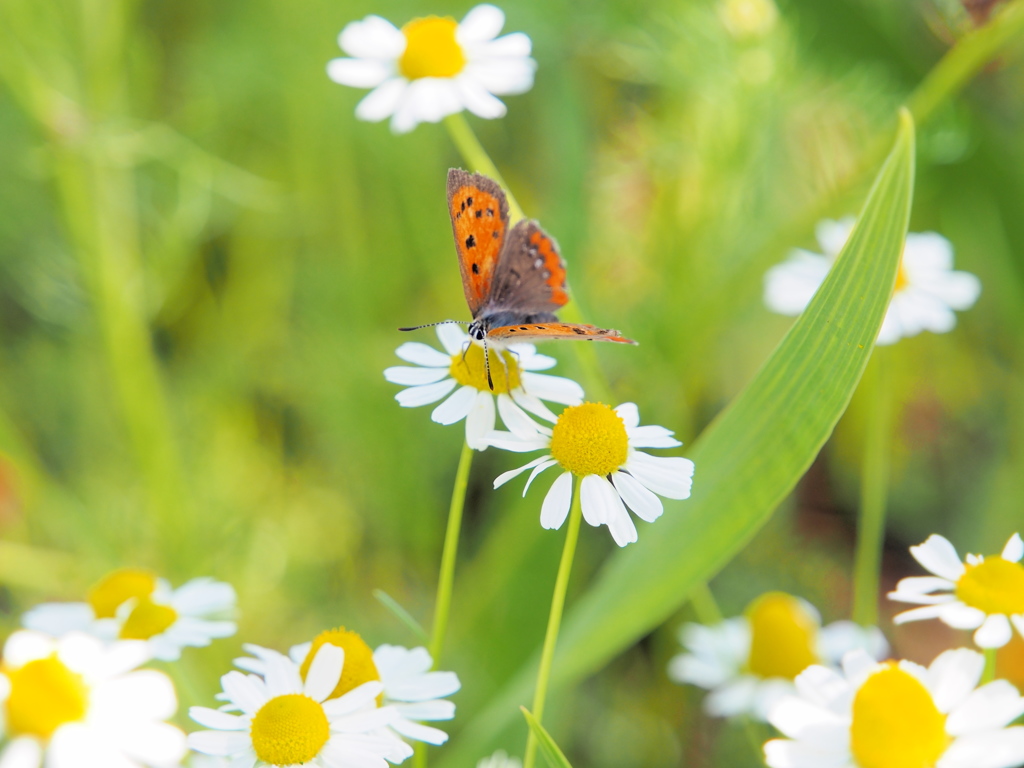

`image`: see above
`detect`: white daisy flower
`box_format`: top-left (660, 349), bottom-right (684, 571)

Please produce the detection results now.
top-left (889, 532), bottom-right (1024, 649)
top-left (22, 568), bottom-right (237, 662)
top-left (0, 630), bottom-right (186, 768)
top-left (764, 217), bottom-right (981, 345)
top-left (765, 647), bottom-right (1024, 768)
top-left (477, 750), bottom-right (523, 768)
top-left (189, 643), bottom-right (411, 768)
top-left (486, 401), bottom-right (694, 547)
top-left (668, 592), bottom-right (888, 721)
top-left (235, 629), bottom-right (461, 747)
top-left (385, 324), bottom-right (584, 451)
top-left (327, 4), bottom-right (536, 133)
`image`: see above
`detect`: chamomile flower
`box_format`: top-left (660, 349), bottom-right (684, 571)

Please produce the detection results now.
top-left (668, 592), bottom-right (888, 721)
top-left (189, 643), bottom-right (411, 768)
top-left (486, 401), bottom-right (694, 546)
top-left (889, 533), bottom-right (1024, 649)
top-left (0, 630), bottom-right (186, 768)
top-left (328, 5), bottom-right (536, 133)
top-left (477, 751), bottom-right (523, 768)
top-left (765, 648), bottom-right (1024, 768)
top-left (764, 217), bottom-right (981, 345)
top-left (235, 630), bottom-right (461, 747)
top-left (385, 324), bottom-right (583, 451)
top-left (23, 568), bottom-right (236, 662)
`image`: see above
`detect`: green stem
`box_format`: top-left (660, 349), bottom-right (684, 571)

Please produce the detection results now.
top-left (982, 647), bottom-right (998, 684)
top-left (523, 479), bottom-right (583, 768)
top-left (443, 113), bottom-right (526, 222)
top-left (689, 581), bottom-right (724, 625)
top-left (852, 354), bottom-right (893, 627)
top-left (429, 440), bottom-right (474, 665)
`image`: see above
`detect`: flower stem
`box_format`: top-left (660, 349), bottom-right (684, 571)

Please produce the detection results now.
top-left (429, 440), bottom-right (474, 666)
top-left (982, 647), bottom-right (998, 684)
top-left (523, 479), bottom-right (584, 768)
top-left (689, 581), bottom-right (724, 625)
top-left (852, 353), bottom-right (893, 627)
top-left (443, 113), bottom-right (526, 222)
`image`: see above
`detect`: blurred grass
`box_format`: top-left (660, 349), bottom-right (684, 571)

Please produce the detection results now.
top-left (0, 0), bottom-right (1022, 766)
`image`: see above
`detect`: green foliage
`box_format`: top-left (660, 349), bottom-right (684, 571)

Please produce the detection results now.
top-left (521, 707), bottom-right (574, 768)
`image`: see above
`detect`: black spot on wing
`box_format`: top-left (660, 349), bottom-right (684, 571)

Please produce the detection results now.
top-left (471, 263), bottom-right (480, 274)
top-left (465, 235), bottom-right (476, 249)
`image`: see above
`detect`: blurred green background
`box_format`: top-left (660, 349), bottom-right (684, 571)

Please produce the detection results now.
top-left (1, 0), bottom-right (1023, 765)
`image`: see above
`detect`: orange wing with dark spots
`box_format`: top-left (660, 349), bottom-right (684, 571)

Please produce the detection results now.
top-left (488, 220), bottom-right (570, 314)
top-left (487, 322), bottom-right (636, 344)
top-left (447, 169), bottom-right (509, 316)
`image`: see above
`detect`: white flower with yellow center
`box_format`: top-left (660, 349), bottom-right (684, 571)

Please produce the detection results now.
top-left (477, 750), bottom-right (522, 768)
top-left (765, 647), bottom-right (1024, 768)
top-left (234, 629), bottom-right (461, 747)
top-left (22, 568), bottom-right (237, 662)
top-left (385, 325), bottom-right (583, 451)
top-left (486, 401), bottom-right (693, 546)
top-left (327, 4), bottom-right (536, 133)
top-left (889, 533), bottom-right (1024, 649)
top-left (0, 630), bottom-right (186, 768)
top-left (189, 642), bottom-right (411, 768)
top-left (668, 592), bottom-right (888, 721)
top-left (764, 217), bottom-right (981, 345)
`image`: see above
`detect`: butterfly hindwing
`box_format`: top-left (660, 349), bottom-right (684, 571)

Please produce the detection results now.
top-left (487, 322), bottom-right (636, 344)
top-left (447, 169), bottom-right (510, 316)
top-left (487, 220), bottom-right (570, 314)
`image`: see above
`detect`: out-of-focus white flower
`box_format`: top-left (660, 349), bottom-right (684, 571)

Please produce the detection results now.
top-left (477, 750), bottom-right (523, 768)
top-left (890, 533), bottom-right (1024, 649)
top-left (487, 401), bottom-right (694, 546)
top-left (668, 592), bottom-right (888, 721)
top-left (0, 630), bottom-right (186, 768)
top-left (765, 648), bottom-right (1024, 768)
top-left (328, 5), bottom-right (536, 133)
top-left (23, 568), bottom-right (236, 662)
top-left (385, 324), bottom-right (583, 451)
top-left (764, 217), bottom-right (981, 345)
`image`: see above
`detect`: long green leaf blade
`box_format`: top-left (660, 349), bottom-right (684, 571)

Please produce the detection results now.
top-left (442, 110), bottom-right (916, 766)
top-left (521, 708), bottom-right (574, 768)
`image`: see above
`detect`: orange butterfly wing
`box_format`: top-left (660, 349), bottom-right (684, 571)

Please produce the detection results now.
top-left (447, 169), bottom-right (510, 317)
top-left (487, 322), bottom-right (636, 344)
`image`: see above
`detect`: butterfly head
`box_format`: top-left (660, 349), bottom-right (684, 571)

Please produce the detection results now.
top-left (468, 319), bottom-right (488, 342)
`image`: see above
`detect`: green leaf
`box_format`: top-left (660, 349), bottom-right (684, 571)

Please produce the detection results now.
top-left (441, 111), bottom-right (916, 766)
top-left (373, 589), bottom-right (429, 646)
top-left (521, 708), bottom-right (574, 768)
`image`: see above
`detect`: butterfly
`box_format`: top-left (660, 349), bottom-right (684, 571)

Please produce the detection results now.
top-left (401, 169), bottom-right (636, 388)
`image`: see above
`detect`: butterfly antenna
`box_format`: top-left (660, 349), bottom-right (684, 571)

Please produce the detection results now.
top-left (483, 337), bottom-right (494, 391)
top-left (398, 320), bottom-right (470, 332)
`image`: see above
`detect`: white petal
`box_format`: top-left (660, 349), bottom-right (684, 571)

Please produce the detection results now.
top-left (188, 729), bottom-right (254, 756)
top-left (523, 459), bottom-right (559, 496)
top-left (220, 672), bottom-right (267, 715)
top-left (793, 664), bottom-right (849, 709)
top-left (390, 78), bottom-right (463, 133)
top-left (614, 402), bottom-right (640, 428)
top-left (892, 603), bottom-right (951, 624)
top-left (21, 603), bottom-right (95, 636)
top-left (926, 648), bottom-right (984, 713)
top-left (705, 676), bottom-right (759, 718)
top-left (396, 378), bottom-right (457, 407)
top-left (817, 621), bottom-right (888, 664)
top-left (374, 644), bottom-right (431, 679)
top-left (497, 394), bottom-right (544, 437)
top-left (485, 430), bottom-right (549, 452)
top-left (395, 341), bottom-right (450, 368)
top-left (519, 372), bottom-right (584, 406)
top-left (946, 680), bottom-right (1024, 735)
top-left (910, 534), bottom-right (966, 581)
top-left (938, 727), bottom-right (1024, 768)
top-left (386, 672), bottom-right (460, 703)
top-left (974, 613), bottom-right (1013, 648)
top-left (763, 251), bottom-right (831, 316)
top-left (463, 53), bottom-right (536, 95)
top-left (392, 717), bottom-right (450, 745)
top-left (582, 474), bottom-right (636, 546)
top-left (815, 218), bottom-right (855, 257)
top-left (327, 58), bottom-right (392, 88)
top-left (395, 699), bottom-right (456, 720)
top-left (465, 390), bottom-right (497, 450)
top-left (939, 602), bottom-right (987, 630)
top-left (626, 425), bottom-right (681, 449)
top-left (516, 347), bottom-right (555, 370)
top-left (114, 722), bottom-right (188, 764)
top-left (458, 4), bottom-right (505, 43)
top-left (384, 366), bottom-right (450, 386)
top-left (493, 455), bottom-right (551, 489)
top-left (0, 738), bottom-right (44, 768)
top-left (510, 389), bottom-right (559, 424)
top-left (339, 16), bottom-right (405, 60)
top-left (624, 452), bottom-right (694, 499)
top-left (305, 643), bottom-right (344, 702)
top-left (189, 707), bottom-right (247, 730)
top-left (888, 575), bottom-right (956, 601)
top-left (322, 681), bottom-right (385, 717)
top-left (1002, 533), bottom-right (1024, 562)
top-left (436, 324), bottom-right (470, 356)
top-left (764, 737), bottom-right (851, 768)
top-left (456, 76), bottom-right (507, 119)
top-left (768, 695), bottom-right (844, 739)
top-left (354, 77), bottom-right (408, 123)
top-left (431, 385), bottom-right (477, 425)
top-left (539, 472), bottom-right (573, 530)
top-left (471, 32), bottom-right (532, 59)
top-left (611, 471), bottom-right (663, 523)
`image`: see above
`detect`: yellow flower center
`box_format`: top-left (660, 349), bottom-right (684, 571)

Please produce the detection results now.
top-left (744, 592), bottom-right (820, 679)
top-left (399, 16), bottom-right (466, 80)
top-left (87, 568), bottom-right (157, 619)
top-left (549, 403), bottom-right (629, 477)
top-left (997, 632), bottom-right (1024, 691)
top-left (119, 596), bottom-right (178, 640)
top-left (4, 655), bottom-right (89, 739)
top-left (449, 344), bottom-right (521, 394)
top-left (955, 556), bottom-right (1024, 615)
top-left (300, 628), bottom-right (381, 701)
top-left (250, 693), bottom-right (330, 766)
top-left (850, 664), bottom-right (949, 768)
